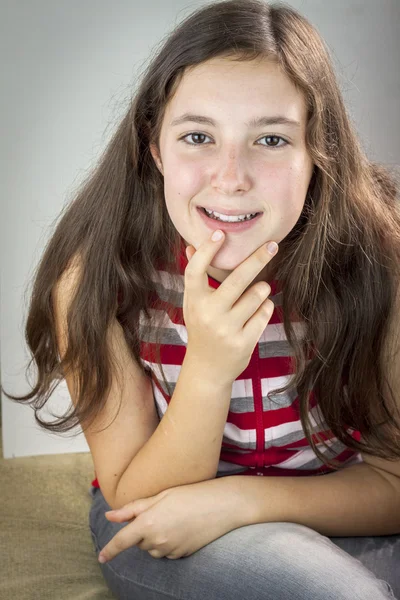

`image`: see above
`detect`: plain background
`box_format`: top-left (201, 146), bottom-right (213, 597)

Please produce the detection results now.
top-left (1, 0), bottom-right (399, 458)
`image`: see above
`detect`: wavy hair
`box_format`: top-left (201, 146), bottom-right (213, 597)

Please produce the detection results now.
top-left (3, 0), bottom-right (400, 469)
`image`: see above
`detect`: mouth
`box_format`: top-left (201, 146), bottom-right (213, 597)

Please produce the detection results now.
top-left (196, 206), bottom-right (263, 232)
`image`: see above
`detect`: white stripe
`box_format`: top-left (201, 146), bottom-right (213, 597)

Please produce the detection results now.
top-left (260, 374), bottom-right (296, 397)
top-left (260, 320), bottom-right (305, 343)
top-left (223, 421), bottom-right (252, 444)
top-left (271, 438), bottom-right (352, 470)
top-left (273, 447), bottom-right (327, 469)
top-left (144, 361), bottom-right (183, 385)
top-left (152, 269), bottom-right (184, 289)
top-left (153, 384), bottom-right (169, 415)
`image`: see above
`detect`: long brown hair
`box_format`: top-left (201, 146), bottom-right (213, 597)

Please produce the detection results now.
top-left (3, 0), bottom-right (400, 469)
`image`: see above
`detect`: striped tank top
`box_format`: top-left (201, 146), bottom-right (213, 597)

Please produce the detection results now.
top-left (91, 239), bottom-right (362, 488)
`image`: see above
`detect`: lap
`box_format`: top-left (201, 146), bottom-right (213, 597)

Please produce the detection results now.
top-left (89, 486), bottom-right (398, 600)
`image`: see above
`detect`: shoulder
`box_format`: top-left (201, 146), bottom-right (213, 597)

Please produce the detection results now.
top-left (55, 252), bottom-right (83, 288)
top-left (382, 277), bottom-right (400, 365)
top-left (376, 275), bottom-right (400, 432)
top-left (52, 253), bottom-right (84, 329)
top-left (359, 276), bottom-right (400, 481)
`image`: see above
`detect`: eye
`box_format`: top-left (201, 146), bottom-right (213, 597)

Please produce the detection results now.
top-left (179, 132), bottom-right (212, 145)
top-left (256, 135), bottom-right (289, 149)
top-left (178, 132), bottom-right (289, 149)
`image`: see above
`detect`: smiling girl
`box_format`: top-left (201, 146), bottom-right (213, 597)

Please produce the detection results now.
top-left (3, 1), bottom-right (400, 598)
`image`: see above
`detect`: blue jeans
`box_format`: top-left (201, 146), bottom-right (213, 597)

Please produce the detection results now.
top-left (89, 485), bottom-right (399, 599)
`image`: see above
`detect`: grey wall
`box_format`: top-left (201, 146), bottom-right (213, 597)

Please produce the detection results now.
top-left (1, 0), bottom-right (399, 458)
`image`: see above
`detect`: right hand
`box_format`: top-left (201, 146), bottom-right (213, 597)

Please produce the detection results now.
top-left (183, 230), bottom-right (279, 387)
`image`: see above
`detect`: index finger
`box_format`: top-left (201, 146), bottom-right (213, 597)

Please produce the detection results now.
top-left (220, 240), bottom-right (277, 304)
top-left (184, 230), bottom-right (278, 298)
top-left (184, 229), bottom-right (226, 292)
top-left (98, 521), bottom-right (141, 563)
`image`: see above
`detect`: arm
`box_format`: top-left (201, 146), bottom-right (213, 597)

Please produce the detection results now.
top-left (214, 462), bottom-right (400, 536)
top-left (115, 350), bottom-right (232, 508)
top-left (221, 280), bottom-right (400, 537)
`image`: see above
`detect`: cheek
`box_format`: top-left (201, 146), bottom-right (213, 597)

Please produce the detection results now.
top-left (262, 164), bottom-right (308, 214)
top-left (165, 155), bottom-right (205, 197)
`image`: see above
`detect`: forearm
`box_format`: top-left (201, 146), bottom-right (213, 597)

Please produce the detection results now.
top-left (217, 462), bottom-right (400, 536)
top-left (115, 351), bottom-right (232, 509)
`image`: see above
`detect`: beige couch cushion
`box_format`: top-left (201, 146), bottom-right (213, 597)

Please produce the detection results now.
top-left (0, 435), bottom-right (115, 599)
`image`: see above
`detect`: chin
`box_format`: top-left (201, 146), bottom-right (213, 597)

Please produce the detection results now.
top-left (209, 256), bottom-right (243, 271)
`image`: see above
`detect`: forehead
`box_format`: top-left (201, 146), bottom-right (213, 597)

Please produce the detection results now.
top-left (164, 57), bottom-right (307, 127)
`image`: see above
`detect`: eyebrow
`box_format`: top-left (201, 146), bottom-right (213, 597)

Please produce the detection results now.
top-left (170, 113), bottom-right (301, 129)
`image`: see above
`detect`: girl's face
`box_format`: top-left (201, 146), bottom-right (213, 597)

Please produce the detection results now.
top-left (150, 56), bottom-right (314, 285)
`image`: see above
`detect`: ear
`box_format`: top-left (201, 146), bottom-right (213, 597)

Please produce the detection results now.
top-left (149, 142), bottom-right (163, 175)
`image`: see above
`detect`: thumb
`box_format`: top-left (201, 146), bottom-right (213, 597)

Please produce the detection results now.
top-left (185, 246), bottom-right (194, 261)
top-left (105, 497), bottom-right (158, 521)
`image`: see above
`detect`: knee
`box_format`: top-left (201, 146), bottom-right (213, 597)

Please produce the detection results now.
top-left (206, 521), bottom-right (322, 571)
top-left (239, 521), bottom-right (322, 555)
top-left (210, 523), bottom-right (391, 599)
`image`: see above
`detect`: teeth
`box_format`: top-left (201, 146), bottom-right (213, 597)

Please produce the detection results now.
top-left (203, 208), bottom-right (258, 222)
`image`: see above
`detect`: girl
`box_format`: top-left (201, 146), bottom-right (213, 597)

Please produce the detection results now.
top-left (3, 1), bottom-right (400, 598)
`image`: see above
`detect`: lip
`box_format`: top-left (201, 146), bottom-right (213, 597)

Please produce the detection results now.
top-left (197, 206), bottom-right (263, 233)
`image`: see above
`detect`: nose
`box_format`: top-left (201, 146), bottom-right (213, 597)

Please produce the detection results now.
top-left (211, 146), bottom-right (252, 194)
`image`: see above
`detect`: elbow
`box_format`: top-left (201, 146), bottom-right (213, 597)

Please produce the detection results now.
top-left (101, 487), bottom-right (125, 512)
top-left (111, 472), bottom-right (156, 509)
top-left (111, 480), bottom-right (137, 510)
top-left (101, 475), bottom-right (135, 511)
top-left (110, 496), bottom-right (130, 511)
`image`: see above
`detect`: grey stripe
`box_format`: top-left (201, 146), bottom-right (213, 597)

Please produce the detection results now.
top-left (259, 339), bottom-right (295, 358)
top-left (150, 277), bottom-right (283, 308)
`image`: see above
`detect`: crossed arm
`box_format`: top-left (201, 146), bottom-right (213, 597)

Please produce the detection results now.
top-left (98, 459), bottom-right (400, 564)
top-left (214, 460), bottom-right (400, 537)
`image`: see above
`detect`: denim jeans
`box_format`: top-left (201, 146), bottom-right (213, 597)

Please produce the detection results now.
top-left (88, 485), bottom-right (399, 599)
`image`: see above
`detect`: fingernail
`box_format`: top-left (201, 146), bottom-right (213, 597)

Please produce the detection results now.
top-left (211, 229), bottom-right (224, 242)
top-left (105, 510), bottom-right (118, 515)
top-left (98, 553), bottom-right (107, 563)
top-left (267, 242), bottom-right (278, 255)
